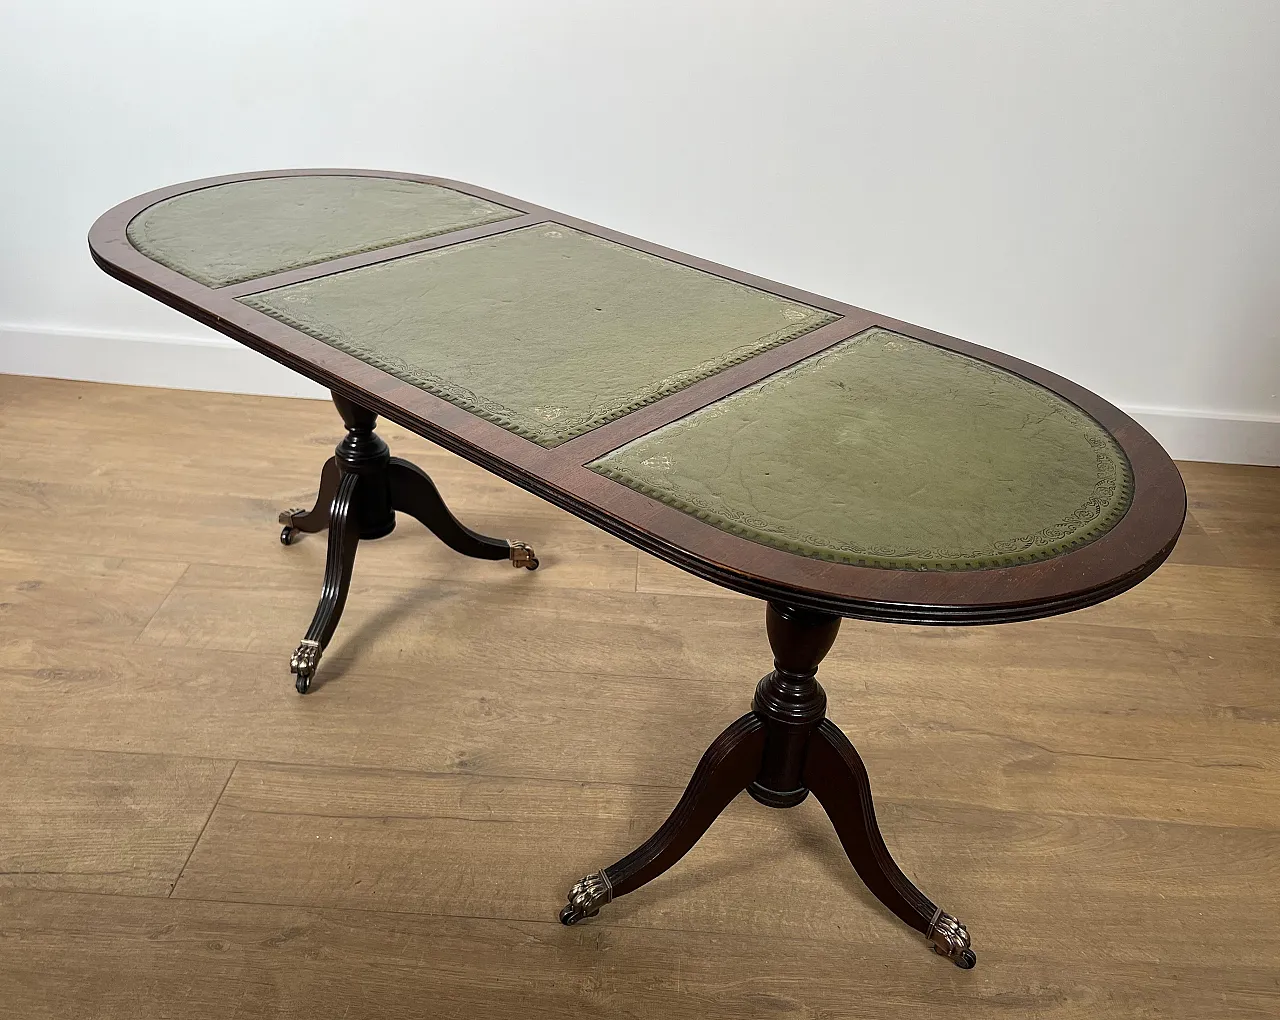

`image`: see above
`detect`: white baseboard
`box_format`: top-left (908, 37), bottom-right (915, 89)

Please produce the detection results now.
top-left (1126, 407), bottom-right (1279, 468)
top-left (0, 324), bottom-right (328, 400)
top-left (2, 324), bottom-right (1277, 465)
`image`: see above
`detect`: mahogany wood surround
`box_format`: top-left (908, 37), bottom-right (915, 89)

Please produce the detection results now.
top-left (89, 169), bottom-right (1186, 627)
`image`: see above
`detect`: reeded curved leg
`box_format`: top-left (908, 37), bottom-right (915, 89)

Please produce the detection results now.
top-left (279, 457), bottom-right (340, 545)
top-left (804, 719), bottom-right (976, 968)
top-left (559, 714), bottom-right (766, 924)
top-left (290, 470), bottom-right (361, 694)
top-left (387, 457), bottom-right (537, 569)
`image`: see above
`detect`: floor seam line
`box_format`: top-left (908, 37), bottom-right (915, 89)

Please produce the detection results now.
top-left (169, 760), bottom-right (238, 898)
top-left (131, 561), bottom-right (194, 645)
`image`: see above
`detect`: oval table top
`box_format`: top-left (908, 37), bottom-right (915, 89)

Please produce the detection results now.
top-left (89, 169), bottom-right (1186, 624)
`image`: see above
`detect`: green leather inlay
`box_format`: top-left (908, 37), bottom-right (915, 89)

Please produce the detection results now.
top-left (590, 329), bottom-right (1133, 570)
top-left (242, 224), bottom-right (838, 447)
top-left (126, 176), bottom-right (520, 287)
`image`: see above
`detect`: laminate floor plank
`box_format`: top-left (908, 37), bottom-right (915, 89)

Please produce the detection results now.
top-left (6, 889), bottom-right (1276, 1020)
top-left (1, 638), bottom-right (1275, 829)
top-left (1073, 562), bottom-right (1279, 637)
top-left (0, 640), bottom-right (745, 786)
top-left (1157, 631), bottom-right (1280, 722)
top-left (0, 476), bottom-right (638, 592)
top-left (0, 547), bottom-right (188, 644)
top-left (0, 375), bottom-right (556, 514)
top-left (0, 745), bottom-right (234, 897)
top-left (168, 760), bottom-right (1279, 962)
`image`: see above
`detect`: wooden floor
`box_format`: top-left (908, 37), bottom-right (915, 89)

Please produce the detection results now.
top-left (0, 374), bottom-right (1277, 1019)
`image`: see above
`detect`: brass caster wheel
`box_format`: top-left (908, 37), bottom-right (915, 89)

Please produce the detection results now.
top-left (290, 639), bottom-right (321, 695)
top-left (278, 508), bottom-right (306, 546)
top-left (558, 903), bottom-right (597, 926)
top-left (954, 948), bottom-right (977, 969)
top-left (509, 542), bottom-right (539, 570)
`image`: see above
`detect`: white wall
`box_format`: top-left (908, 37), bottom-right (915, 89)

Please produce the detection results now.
top-left (1, 1), bottom-right (1277, 462)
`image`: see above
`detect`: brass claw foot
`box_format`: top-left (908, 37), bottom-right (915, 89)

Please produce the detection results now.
top-left (290, 639), bottom-right (322, 694)
top-left (927, 910), bottom-right (976, 969)
top-left (509, 541), bottom-right (539, 570)
top-left (558, 870), bottom-right (612, 925)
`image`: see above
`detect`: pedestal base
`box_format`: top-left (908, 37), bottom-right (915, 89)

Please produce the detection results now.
top-left (558, 603), bottom-right (976, 969)
top-left (280, 391), bottom-right (538, 693)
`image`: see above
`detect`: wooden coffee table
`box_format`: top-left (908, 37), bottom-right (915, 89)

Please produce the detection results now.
top-left (90, 170), bottom-right (1186, 968)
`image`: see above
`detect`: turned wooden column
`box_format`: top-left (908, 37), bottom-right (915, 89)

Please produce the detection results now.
top-left (330, 392), bottom-right (396, 540)
top-left (746, 602), bottom-right (841, 808)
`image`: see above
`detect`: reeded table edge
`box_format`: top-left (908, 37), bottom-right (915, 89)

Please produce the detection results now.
top-left (88, 168), bottom-right (1187, 625)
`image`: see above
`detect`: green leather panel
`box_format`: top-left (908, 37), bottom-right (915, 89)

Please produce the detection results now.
top-left (590, 329), bottom-right (1133, 570)
top-left (242, 224), bottom-right (838, 447)
top-left (126, 176), bottom-right (520, 287)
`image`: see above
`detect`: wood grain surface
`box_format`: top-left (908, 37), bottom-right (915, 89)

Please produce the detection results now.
top-left (1, 375), bottom-right (1276, 1018)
